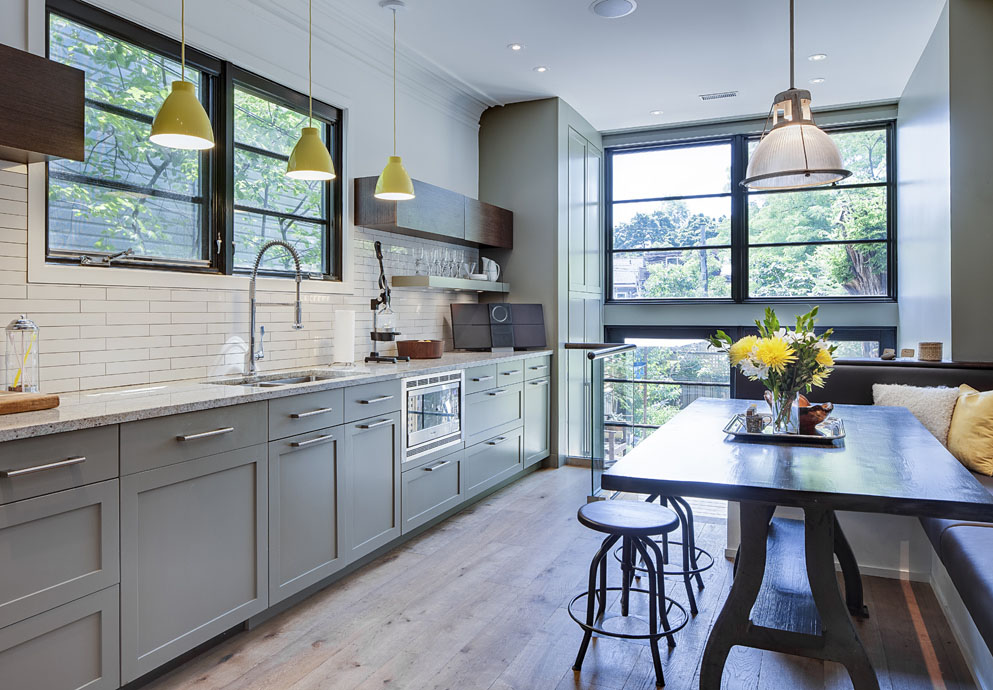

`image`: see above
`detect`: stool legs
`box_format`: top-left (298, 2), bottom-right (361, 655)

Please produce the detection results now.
top-left (672, 496), bottom-right (705, 589)
top-left (667, 498), bottom-right (699, 615)
top-left (621, 537), bottom-right (633, 616)
top-left (632, 537), bottom-right (666, 686)
top-left (575, 534), bottom-right (620, 672)
top-left (643, 537), bottom-right (678, 649)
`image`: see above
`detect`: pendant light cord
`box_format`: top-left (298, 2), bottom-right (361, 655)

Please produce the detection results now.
top-left (789, 0), bottom-right (795, 89)
top-left (308, 0), bottom-right (313, 127)
top-left (392, 8), bottom-right (397, 156)
top-left (181, 0), bottom-right (186, 82)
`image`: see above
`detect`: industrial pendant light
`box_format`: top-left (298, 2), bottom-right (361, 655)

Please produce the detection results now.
top-left (741, 0), bottom-right (850, 190)
top-left (286, 0), bottom-right (336, 180)
top-left (150, 0), bottom-right (215, 150)
top-left (374, 0), bottom-right (415, 201)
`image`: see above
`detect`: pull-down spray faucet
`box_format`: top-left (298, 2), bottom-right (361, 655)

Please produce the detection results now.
top-left (248, 240), bottom-right (304, 375)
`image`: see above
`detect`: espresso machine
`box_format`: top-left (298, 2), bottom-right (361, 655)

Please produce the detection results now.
top-left (366, 241), bottom-right (409, 364)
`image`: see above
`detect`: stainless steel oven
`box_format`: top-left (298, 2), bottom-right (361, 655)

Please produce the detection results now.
top-left (401, 371), bottom-right (464, 463)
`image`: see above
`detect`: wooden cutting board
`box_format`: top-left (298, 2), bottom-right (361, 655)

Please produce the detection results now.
top-left (0, 391), bottom-right (60, 415)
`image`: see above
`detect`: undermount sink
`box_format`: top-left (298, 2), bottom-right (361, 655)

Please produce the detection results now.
top-left (204, 370), bottom-right (355, 387)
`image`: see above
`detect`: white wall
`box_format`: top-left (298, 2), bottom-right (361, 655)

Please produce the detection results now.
top-left (0, 0), bottom-right (486, 392)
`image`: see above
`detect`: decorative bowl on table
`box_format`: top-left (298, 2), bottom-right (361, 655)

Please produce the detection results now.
top-left (799, 397), bottom-right (834, 435)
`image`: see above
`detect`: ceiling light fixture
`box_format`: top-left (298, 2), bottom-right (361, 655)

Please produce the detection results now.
top-left (807, 53), bottom-right (827, 61)
top-left (533, 66), bottom-right (548, 73)
top-left (589, 0), bottom-right (638, 19)
top-left (649, 110), bottom-right (664, 116)
top-left (741, 0), bottom-right (850, 190)
top-left (375, 0), bottom-right (415, 201)
top-left (150, 0), bottom-right (214, 150)
top-left (507, 43), bottom-right (524, 51)
top-left (286, 0), bottom-right (336, 180)
top-left (809, 77), bottom-right (825, 84)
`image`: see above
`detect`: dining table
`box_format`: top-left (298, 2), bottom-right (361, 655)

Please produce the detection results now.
top-left (601, 397), bottom-right (993, 690)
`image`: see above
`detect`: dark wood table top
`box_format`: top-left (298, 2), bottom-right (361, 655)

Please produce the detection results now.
top-left (602, 398), bottom-right (993, 522)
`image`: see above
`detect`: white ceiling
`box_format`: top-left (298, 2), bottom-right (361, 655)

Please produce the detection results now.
top-left (338, 0), bottom-right (946, 132)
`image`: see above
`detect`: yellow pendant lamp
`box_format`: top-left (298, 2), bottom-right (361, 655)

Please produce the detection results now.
top-left (286, 0), bottom-right (336, 180)
top-left (150, 0), bottom-right (214, 150)
top-left (375, 0), bottom-right (415, 201)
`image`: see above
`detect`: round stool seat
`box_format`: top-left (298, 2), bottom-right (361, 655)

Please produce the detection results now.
top-left (578, 501), bottom-right (679, 537)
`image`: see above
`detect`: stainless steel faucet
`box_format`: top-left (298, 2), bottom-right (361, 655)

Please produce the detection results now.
top-left (248, 240), bottom-right (304, 375)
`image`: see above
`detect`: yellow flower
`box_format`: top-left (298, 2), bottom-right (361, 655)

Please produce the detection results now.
top-left (728, 335), bottom-right (759, 365)
top-left (815, 348), bottom-right (834, 367)
top-left (812, 372), bottom-right (826, 388)
top-left (754, 337), bottom-right (796, 373)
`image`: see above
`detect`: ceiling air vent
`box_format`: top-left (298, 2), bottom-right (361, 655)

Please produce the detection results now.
top-left (699, 91), bottom-right (738, 101)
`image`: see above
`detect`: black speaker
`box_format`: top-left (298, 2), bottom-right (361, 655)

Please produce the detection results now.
top-left (451, 303), bottom-right (546, 350)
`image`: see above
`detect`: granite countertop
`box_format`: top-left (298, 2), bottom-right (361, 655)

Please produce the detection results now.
top-left (0, 350), bottom-right (553, 442)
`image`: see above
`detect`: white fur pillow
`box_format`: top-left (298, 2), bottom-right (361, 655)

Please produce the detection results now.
top-left (872, 384), bottom-right (960, 446)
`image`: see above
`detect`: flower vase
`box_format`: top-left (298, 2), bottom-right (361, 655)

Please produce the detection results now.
top-left (764, 390), bottom-right (800, 434)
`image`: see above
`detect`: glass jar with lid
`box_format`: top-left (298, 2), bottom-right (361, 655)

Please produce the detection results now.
top-left (5, 315), bottom-right (40, 393)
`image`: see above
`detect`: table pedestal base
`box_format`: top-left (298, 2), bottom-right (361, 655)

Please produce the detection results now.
top-left (701, 503), bottom-right (879, 690)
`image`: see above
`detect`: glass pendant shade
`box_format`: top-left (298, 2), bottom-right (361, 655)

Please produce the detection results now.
top-left (375, 155), bottom-right (415, 200)
top-left (742, 92), bottom-right (850, 191)
top-left (287, 127), bottom-right (336, 180)
top-left (150, 80), bottom-right (214, 150)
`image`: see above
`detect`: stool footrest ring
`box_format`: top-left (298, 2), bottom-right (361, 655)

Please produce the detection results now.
top-left (567, 587), bottom-right (689, 641)
top-left (613, 541), bottom-right (715, 577)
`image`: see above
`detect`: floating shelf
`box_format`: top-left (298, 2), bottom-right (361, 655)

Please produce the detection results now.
top-left (391, 275), bottom-right (510, 293)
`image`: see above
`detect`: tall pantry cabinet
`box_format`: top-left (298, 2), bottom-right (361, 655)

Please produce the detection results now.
top-left (478, 98), bottom-right (604, 467)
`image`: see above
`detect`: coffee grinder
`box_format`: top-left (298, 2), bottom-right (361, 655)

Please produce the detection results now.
top-left (366, 240), bottom-right (409, 364)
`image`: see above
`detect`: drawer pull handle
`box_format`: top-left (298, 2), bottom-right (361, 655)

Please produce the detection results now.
top-left (501, 370), bottom-right (522, 376)
top-left (0, 456), bottom-right (86, 478)
top-left (177, 426), bottom-right (235, 442)
top-left (486, 437), bottom-right (508, 446)
top-left (424, 460), bottom-right (452, 472)
top-left (291, 434), bottom-right (335, 448)
top-left (359, 395), bottom-right (394, 405)
top-left (471, 375), bottom-right (494, 383)
top-left (529, 380), bottom-right (550, 386)
top-left (357, 419), bottom-right (392, 429)
top-left (290, 407), bottom-right (335, 419)
top-left (529, 364), bottom-right (548, 371)
top-left (487, 389), bottom-right (510, 397)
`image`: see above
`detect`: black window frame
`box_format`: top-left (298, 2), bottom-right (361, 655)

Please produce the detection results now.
top-left (44, 0), bottom-right (344, 281)
top-left (605, 121), bottom-right (897, 305)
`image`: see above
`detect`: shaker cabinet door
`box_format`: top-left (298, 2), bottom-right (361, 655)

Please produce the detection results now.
top-left (342, 412), bottom-right (402, 562)
top-left (524, 377), bottom-right (551, 467)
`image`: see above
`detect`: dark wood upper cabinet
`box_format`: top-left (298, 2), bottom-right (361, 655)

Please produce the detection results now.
top-left (0, 43), bottom-right (84, 164)
top-left (465, 198), bottom-right (512, 249)
top-left (355, 176), bottom-right (513, 248)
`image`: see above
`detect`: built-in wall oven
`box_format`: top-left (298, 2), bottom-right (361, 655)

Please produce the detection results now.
top-left (401, 371), bottom-right (464, 463)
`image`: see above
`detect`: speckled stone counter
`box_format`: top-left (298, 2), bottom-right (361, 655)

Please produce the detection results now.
top-left (0, 350), bottom-right (553, 442)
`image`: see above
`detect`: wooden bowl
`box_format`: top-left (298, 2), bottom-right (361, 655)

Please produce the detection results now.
top-left (799, 402), bottom-right (834, 435)
top-left (396, 339), bottom-right (444, 359)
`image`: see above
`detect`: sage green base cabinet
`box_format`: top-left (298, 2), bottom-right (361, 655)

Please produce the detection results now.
top-left (523, 377), bottom-right (551, 467)
top-left (465, 428), bottom-right (524, 499)
top-left (120, 446), bottom-right (268, 683)
top-left (401, 450), bottom-right (464, 534)
top-left (464, 384), bottom-right (524, 447)
top-left (0, 585), bottom-right (120, 690)
top-left (268, 427), bottom-right (344, 604)
top-left (0, 479), bottom-right (119, 630)
top-left (342, 411), bottom-right (402, 562)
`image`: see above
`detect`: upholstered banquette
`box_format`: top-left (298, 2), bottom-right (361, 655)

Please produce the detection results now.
top-left (737, 359), bottom-right (993, 652)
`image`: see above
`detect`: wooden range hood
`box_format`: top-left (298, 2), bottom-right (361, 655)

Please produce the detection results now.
top-left (0, 42), bottom-right (84, 164)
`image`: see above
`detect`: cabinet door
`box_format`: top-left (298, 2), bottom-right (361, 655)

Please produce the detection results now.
top-left (567, 128), bottom-right (588, 292)
top-left (464, 384), bottom-right (524, 447)
top-left (585, 142), bottom-right (603, 293)
top-left (120, 446), bottom-right (268, 682)
top-left (524, 377), bottom-right (550, 467)
top-left (401, 450), bottom-right (463, 534)
top-left (464, 429), bottom-right (523, 499)
top-left (268, 428), bottom-right (344, 605)
top-left (342, 412), bottom-right (401, 562)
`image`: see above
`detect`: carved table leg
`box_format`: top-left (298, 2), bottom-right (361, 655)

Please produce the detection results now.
top-left (834, 515), bottom-right (869, 618)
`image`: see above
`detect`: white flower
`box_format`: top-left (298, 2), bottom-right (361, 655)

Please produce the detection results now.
top-left (814, 340), bottom-right (830, 350)
top-left (739, 360), bottom-right (770, 380)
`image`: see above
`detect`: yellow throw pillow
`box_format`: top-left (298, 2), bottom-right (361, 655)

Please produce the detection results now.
top-left (947, 384), bottom-right (993, 476)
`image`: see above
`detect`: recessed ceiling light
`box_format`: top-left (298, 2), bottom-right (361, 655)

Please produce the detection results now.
top-left (809, 77), bottom-right (825, 84)
top-left (649, 110), bottom-right (664, 116)
top-left (808, 53), bottom-right (828, 61)
top-left (533, 66), bottom-right (548, 73)
top-left (590, 0), bottom-right (638, 18)
top-left (507, 43), bottom-right (524, 51)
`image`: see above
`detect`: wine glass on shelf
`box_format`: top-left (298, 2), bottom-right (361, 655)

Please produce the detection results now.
top-left (414, 247), bottom-right (426, 275)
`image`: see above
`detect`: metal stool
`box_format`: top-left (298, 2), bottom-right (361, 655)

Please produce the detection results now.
top-left (570, 501), bottom-right (689, 687)
top-left (614, 494), bottom-right (714, 615)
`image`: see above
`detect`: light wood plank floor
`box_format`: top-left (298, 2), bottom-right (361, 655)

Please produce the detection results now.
top-left (142, 466), bottom-right (976, 690)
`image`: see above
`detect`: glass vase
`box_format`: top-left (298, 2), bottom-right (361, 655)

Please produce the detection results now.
top-left (767, 391), bottom-right (799, 435)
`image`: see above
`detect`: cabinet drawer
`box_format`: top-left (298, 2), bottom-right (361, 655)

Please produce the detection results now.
top-left (343, 379), bottom-right (402, 423)
top-left (120, 402), bottom-right (266, 474)
top-left (0, 585), bottom-right (120, 690)
top-left (0, 426), bottom-right (118, 506)
top-left (496, 360), bottom-right (525, 386)
top-left (464, 364), bottom-right (497, 395)
top-left (525, 355), bottom-right (552, 381)
top-left (401, 450), bottom-right (462, 534)
top-left (0, 479), bottom-right (119, 630)
top-left (465, 384), bottom-right (523, 447)
top-left (268, 388), bottom-right (345, 440)
top-left (465, 429), bottom-right (522, 499)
